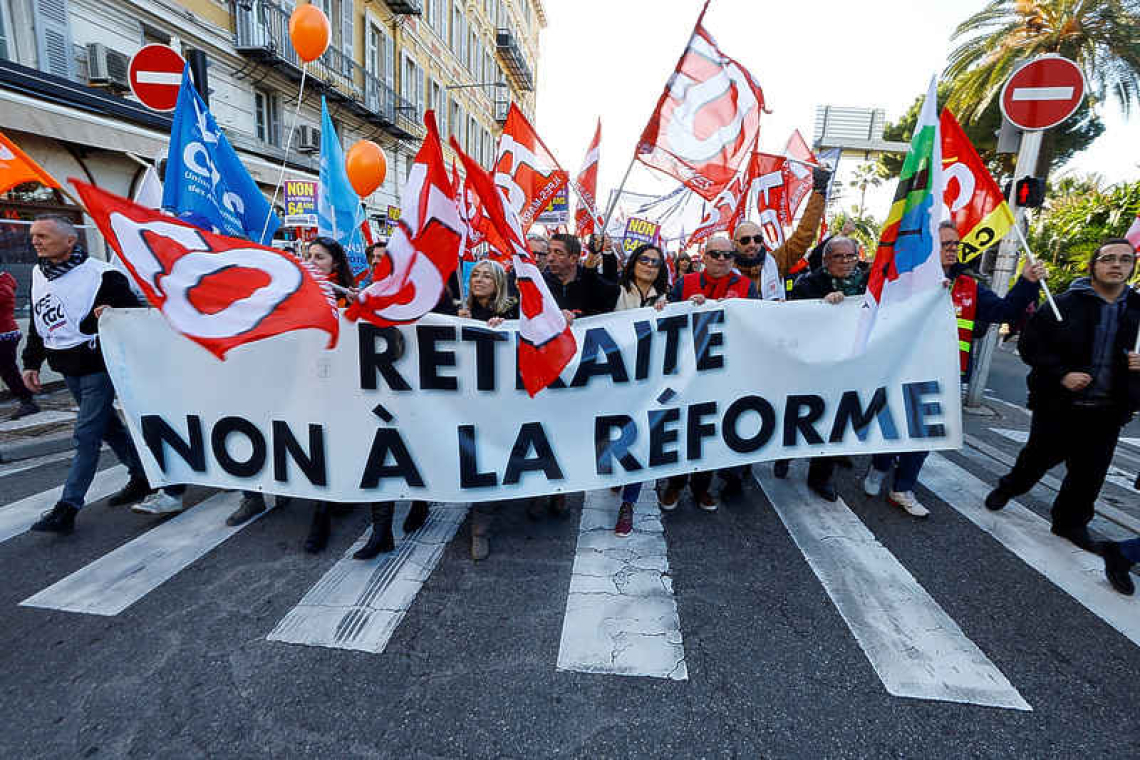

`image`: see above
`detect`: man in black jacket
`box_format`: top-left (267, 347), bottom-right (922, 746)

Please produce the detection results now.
top-left (20, 215), bottom-right (151, 534)
top-left (985, 238), bottom-right (1140, 552)
top-left (543, 233), bottom-right (618, 320)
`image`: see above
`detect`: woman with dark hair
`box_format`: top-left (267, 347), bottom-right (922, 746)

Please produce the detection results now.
top-left (303, 237), bottom-right (356, 307)
top-left (675, 253), bottom-right (692, 278)
top-left (456, 260), bottom-right (517, 560)
top-left (610, 244), bottom-right (667, 537)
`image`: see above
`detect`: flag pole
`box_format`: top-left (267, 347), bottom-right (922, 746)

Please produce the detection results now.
top-left (261, 64), bottom-right (309, 244)
top-left (1010, 220), bottom-right (1061, 321)
top-left (599, 153), bottom-right (637, 238)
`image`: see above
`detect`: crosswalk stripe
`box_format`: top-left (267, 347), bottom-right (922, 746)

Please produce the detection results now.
top-left (920, 454), bottom-right (1140, 648)
top-left (268, 502), bottom-right (467, 653)
top-left (19, 491), bottom-right (264, 616)
top-left (0, 465), bottom-right (126, 545)
top-left (0, 410), bottom-right (76, 433)
top-left (556, 486), bottom-right (687, 681)
top-left (990, 427), bottom-right (1140, 471)
top-left (754, 462), bottom-right (1031, 710)
top-left (0, 449), bottom-right (77, 479)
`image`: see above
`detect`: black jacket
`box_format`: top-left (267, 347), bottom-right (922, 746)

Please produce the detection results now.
top-left (789, 267), bottom-right (868, 300)
top-left (543, 265), bottom-right (618, 317)
top-left (1018, 281), bottom-right (1140, 423)
top-left (22, 268), bottom-right (140, 377)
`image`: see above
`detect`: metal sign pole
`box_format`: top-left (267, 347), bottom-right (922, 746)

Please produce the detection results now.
top-left (963, 129), bottom-right (1043, 409)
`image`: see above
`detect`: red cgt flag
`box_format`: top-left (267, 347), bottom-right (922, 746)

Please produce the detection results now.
top-left (71, 180), bottom-right (339, 359)
top-left (782, 129), bottom-right (817, 219)
top-left (348, 110), bottom-right (465, 326)
top-left (685, 155), bottom-right (755, 248)
top-left (752, 152), bottom-right (791, 249)
top-left (494, 103), bottom-right (569, 233)
top-left (573, 119), bottom-right (602, 237)
top-left (636, 2), bottom-right (765, 202)
top-left (0, 130), bottom-right (61, 194)
top-left (452, 136), bottom-right (576, 397)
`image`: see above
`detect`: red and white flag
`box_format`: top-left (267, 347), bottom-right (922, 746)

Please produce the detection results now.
top-left (452, 136), bottom-right (577, 397)
top-left (636, 2), bottom-right (765, 201)
top-left (347, 111), bottom-right (465, 326)
top-left (685, 157), bottom-right (754, 248)
top-left (71, 180), bottom-right (339, 359)
top-left (1125, 214), bottom-right (1140, 249)
top-left (494, 104), bottom-right (569, 233)
top-left (751, 152), bottom-right (792, 249)
top-left (783, 129), bottom-right (817, 218)
top-left (574, 119), bottom-right (602, 236)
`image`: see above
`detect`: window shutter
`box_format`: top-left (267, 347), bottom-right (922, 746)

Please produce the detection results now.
top-left (340, 0), bottom-right (354, 76)
top-left (34, 0), bottom-right (73, 80)
top-left (385, 31), bottom-right (395, 98)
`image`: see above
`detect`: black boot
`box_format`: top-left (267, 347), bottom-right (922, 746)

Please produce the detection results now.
top-left (402, 500), bottom-right (430, 534)
top-left (354, 502), bottom-right (395, 560)
top-left (108, 475), bottom-right (153, 506)
top-left (31, 502), bottom-right (78, 534)
top-left (303, 503), bottom-right (331, 554)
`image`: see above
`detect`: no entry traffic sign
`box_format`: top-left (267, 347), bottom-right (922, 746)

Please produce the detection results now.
top-left (128, 44), bottom-right (186, 112)
top-left (1000, 56), bottom-right (1085, 131)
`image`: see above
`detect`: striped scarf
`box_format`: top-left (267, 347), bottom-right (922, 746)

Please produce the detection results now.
top-left (38, 247), bottom-right (88, 281)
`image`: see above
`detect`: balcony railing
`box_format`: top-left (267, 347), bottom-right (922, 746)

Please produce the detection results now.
top-left (233, 1), bottom-right (422, 140)
top-left (495, 27), bottom-right (534, 92)
top-left (386, 0), bottom-right (423, 14)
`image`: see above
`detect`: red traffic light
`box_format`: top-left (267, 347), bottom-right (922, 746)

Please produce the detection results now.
top-left (1015, 176), bottom-right (1046, 208)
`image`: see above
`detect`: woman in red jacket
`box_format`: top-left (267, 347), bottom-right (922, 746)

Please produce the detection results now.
top-left (0, 269), bottom-right (40, 420)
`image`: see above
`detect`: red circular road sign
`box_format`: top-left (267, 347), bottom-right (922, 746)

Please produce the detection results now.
top-left (128, 44), bottom-right (186, 112)
top-left (1000, 56), bottom-right (1085, 131)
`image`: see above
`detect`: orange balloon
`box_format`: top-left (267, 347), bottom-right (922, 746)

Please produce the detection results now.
top-left (345, 140), bottom-right (387, 197)
top-left (289, 4), bottom-right (330, 63)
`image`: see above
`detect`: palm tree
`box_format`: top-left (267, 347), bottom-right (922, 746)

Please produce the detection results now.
top-left (944, 0), bottom-right (1140, 125)
top-left (847, 163), bottom-right (884, 218)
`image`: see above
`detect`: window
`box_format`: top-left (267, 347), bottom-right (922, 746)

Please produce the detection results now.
top-left (450, 2), bottom-right (462, 52)
top-left (401, 54), bottom-right (424, 118)
top-left (0, 0), bottom-right (11, 61)
top-left (430, 79), bottom-right (444, 134)
top-left (255, 88), bottom-right (280, 146)
top-left (469, 29), bottom-right (478, 72)
top-left (467, 115), bottom-right (478, 155)
top-left (366, 19), bottom-right (395, 108)
top-left (449, 98), bottom-right (461, 148)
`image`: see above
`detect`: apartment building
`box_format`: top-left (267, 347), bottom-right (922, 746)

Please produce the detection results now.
top-left (0, 0), bottom-right (544, 313)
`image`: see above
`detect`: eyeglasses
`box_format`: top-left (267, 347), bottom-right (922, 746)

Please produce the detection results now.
top-left (940, 240), bottom-right (962, 250)
top-left (706, 250), bottom-right (735, 260)
top-left (637, 257), bottom-right (662, 267)
top-left (735, 235), bottom-right (763, 246)
top-left (1096, 254), bottom-right (1136, 266)
top-left (828, 253), bottom-right (858, 261)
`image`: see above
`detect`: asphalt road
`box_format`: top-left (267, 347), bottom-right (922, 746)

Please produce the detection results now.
top-left (0, 359), bottom-right (1138, 758)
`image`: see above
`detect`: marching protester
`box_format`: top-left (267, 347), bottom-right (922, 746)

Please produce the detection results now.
top-left (674, 253), bottom-right (693, 278)
top-left (456, 259), bottom-right (518, 559)
top-left (20, 215), bottom-right (152, 534)
top-left (733, 167), bottom-right (831, 300)
top-left (607, 244), bottom-right (669, 536)
top-left (660, 235), bottom-right (758, 511)
top-left (1102, 538), bottom-right (1139, 595)
top-left (303, 237), bottom-right (357, 306)
top-left (785, 236), bottom-right (868, 502)
top-left (527, 233), bottom-right (550, 272)
top-left (984, 238), bottom-right (1140, 552)
top-left (863, 220), bottom-right (1045, 518)
top-left (1, 266), bottom-right (39, 420)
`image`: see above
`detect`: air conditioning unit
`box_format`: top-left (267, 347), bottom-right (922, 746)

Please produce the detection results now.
top-left (87, 43), bottom-right (130, 91)
top-left (297, 125), bottom-right (321, 154)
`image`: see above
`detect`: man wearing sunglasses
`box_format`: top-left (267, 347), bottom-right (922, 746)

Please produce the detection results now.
top-left (734, 166), bottom-right (832, 300)
top-left (660, 236), bottom-right (757, 510)
top-left (984, 238), bottom-right (1140, 553)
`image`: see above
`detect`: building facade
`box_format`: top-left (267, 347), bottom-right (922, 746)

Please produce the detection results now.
top-left (0, 0), bottom-right (545, 314)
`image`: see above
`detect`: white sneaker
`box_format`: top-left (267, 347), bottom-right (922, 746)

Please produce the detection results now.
top-left (888, 491), bottom-right (929, 518)
top-left (863, 468), bottom-right (887, 496)
top-left (132, 491), bottom-right (185, 515)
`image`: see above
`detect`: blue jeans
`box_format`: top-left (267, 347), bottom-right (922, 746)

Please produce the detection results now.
top-left (1120, 538), bottom-right (1140, 564)
top-left (870, 451), bottom-right (929, 493)
top-left (620, 482), bottom-right (642, 504)
top-left (62, 372), bottom-right (144, 509)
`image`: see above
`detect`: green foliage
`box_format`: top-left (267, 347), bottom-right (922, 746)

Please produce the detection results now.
top-left (826, 210), bottom-right (882, 257)
top-left (1027, 176), bottom-right (1140, 292)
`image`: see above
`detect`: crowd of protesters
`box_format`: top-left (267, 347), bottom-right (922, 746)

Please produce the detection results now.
top-left (4, 190), bottom-right (1140, 595)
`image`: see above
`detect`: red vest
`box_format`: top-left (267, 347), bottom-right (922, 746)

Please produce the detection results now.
top-left (680, 272), bottom-right (751, 301)
top-left (951, 275), bottom-right (979, 374)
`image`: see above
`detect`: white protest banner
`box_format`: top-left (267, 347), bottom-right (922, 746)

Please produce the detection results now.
top-left (99, 289), bottom-right (962, 503)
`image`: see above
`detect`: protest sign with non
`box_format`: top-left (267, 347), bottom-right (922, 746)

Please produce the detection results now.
top-left (623, 217), bottom-right (660, 255)
top-left (284, 180), bottom-right (318, 228)
top-left (100, 290), bottom-right (961, 503)
top-left (536, 185), bottom-right (569, 226)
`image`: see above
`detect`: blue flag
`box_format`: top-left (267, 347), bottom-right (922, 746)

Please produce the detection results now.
top-left (317, 98), bottom-right (367, 274)
top-left (163, 67), bottom-right (279, 245)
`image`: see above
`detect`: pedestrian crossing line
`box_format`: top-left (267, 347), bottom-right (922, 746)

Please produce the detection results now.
top-left (0, 449), bottom-right (77, 479)
top-left (920, 454), bottom-right (1140, 648)
top-left (0, 410), bottom-right (76, 433)
top-left (753, 462), bottom-right (1031, 711)
top-left (19, 491), bottom-right (265, 616)
top-left (268, 502), bottom-right (468, 654)
top-left (966, 434), bottom-right (1140, 536)
top-left (990, 427), bottom-right (1140, 472)
top-left (0, 465), bottom-right (126, 545)
top-left (556, 486), bottom-right (687, 681)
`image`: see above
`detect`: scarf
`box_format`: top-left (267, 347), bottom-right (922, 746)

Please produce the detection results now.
top-left (38, 247), bottom-right (88, 281)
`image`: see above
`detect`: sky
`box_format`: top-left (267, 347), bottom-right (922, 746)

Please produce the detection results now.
top-left (532, 0), bottom-right (1136, 237)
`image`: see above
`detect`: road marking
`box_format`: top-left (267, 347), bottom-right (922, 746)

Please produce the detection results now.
top-left (921, 454), bottom-right (1140, 648)
top-left (753, 462), bottom-right (1030, 710)
top-left (134, 71), bottom-right (183, 86)
top-left (0, 465), bottom-right (125, 544)
top-left (268, 502), bottom-right (467, 654)
top-left (556, 486), bottom-right (687, 681)
top-left (20, 492), bottom-right (265, 616)
top-left (1120, 437), bottom-right (1140, 451)
top-left (1012, 86), bottom-right (1075, 101)
top-left (0, 449), bottom-right (78, 479)
top-left (0, 409), bottom-right (76, 432)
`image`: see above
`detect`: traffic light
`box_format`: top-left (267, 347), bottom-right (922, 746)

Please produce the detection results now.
top-left (1014, 176), bottom-right (1046, 208)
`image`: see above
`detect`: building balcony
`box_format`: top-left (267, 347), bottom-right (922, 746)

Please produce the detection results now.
top-left (233, 1), bottom-right (422, 140)
top-left (495, 27), bottom-right (534, 92)
top-left (386, 0), bottom-right (423, 14)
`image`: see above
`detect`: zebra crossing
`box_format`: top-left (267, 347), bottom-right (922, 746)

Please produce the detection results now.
top-left (0, 434), bottom-right (1136, 713)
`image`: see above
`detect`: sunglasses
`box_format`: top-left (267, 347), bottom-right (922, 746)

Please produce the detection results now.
top-left (735, 235), bottom-right (764, 246)
top-left (637, 257), bottom-right (662, 267)
top-left (706, 250), bottom-right (735, 260)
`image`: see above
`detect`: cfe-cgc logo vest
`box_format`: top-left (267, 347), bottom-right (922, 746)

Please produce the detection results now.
top-left (31, 259), bottom-right (111, 351)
